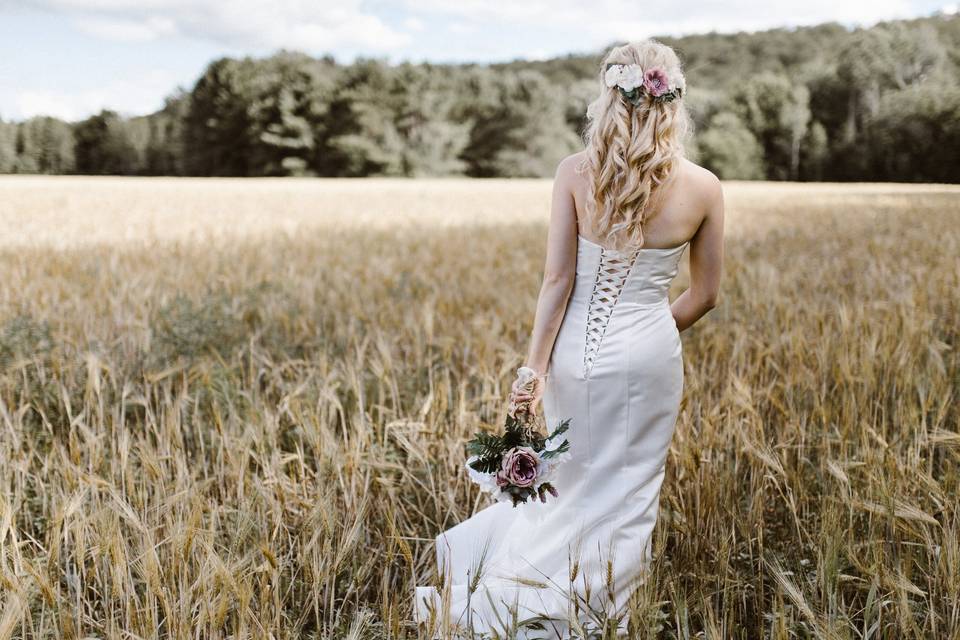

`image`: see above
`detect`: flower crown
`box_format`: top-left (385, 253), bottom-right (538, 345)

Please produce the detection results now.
top-left (604, 63), bottom-right (683, 105)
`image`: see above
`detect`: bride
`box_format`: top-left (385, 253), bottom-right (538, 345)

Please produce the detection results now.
top-left (415, 39), bottom-right (724, 638)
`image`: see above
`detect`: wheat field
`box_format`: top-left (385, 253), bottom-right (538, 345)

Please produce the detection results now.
top-left (0, 176), bottom-right (957, 639)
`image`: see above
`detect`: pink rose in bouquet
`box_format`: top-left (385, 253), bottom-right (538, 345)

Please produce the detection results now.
top-left (497, 446), bottom-right (540, 488)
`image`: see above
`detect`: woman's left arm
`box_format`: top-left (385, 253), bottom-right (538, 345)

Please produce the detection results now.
top-left (515, 157), bottom-right (579, 413)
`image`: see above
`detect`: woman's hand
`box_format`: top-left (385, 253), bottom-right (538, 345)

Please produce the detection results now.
top-left (508, 369), bottom-right (546, 418)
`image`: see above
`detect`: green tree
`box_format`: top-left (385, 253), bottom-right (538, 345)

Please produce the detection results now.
top-left (448, 67), bottom-right (502, 177)
top-left (38, 117), bottom-right (75, 173)
top-left (836, 23), bottom-right (946, 144)
top-left (784, 84), bottom-right (811, 179)
top-left (73, 110), bottom-right (138, 175)
top-left (0, 119), bottom-right (15, 172)
top-left (10, 118), bottom-right (74, 174)
top-left (390, 63), bottom-right (470, 176)
top-left (184, 57), bottom-right (259, 176)
top-left (866, 84), bottom-right (960, 182)
top-left (562, 77), bottom-right (596, 137)
top-left (732, 72), bottom-right (811, 180)
top-left (322, 61), bottom-right (471, 177)
top-left (144, 93), bottom-right (188, 176)
top-left (837, 29), bottom-right (895, 142)
top-left (458, 68), bottom-right (580, 177)
top-left (800, 120), bottom-right (828, 181)
top-left (697, 111), bottom-right (765, 179)
top-left (806, 67), bottom-right (849, 156)
top-left (186, 52), bottom-right (338, 176)
top-left (321, 59), bottom-right (403, 176)
top-left (248, 52), bottom-right (337, 176)
top-left (886, 22), bottom-right (948, 90)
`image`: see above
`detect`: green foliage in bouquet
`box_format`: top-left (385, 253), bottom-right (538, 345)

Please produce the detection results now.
top-left (466, 418), bottom-right (571, 474)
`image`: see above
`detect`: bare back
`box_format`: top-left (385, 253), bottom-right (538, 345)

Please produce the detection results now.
top-left (567, 152), bottom-right (715, 250)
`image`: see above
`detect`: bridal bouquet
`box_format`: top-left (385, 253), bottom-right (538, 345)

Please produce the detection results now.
top-left (465, 367), bottom-right (571, 507)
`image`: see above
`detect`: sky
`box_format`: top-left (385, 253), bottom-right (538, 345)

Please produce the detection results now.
top-left (0, 0), bottom-right (957, 122)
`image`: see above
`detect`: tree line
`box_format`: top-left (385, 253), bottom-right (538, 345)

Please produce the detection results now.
top-left (2, 13), bottom-right (959, 181)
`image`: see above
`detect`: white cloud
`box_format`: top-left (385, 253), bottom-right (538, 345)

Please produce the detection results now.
top-left (25, 0), bottom-right (412, 53)
top-left (12, 0), bottom-right (934, 61)
top-left (447, 21), bottom-right (475, 35)
top-left (14, 70), bottom-right (177, 120)
top-left (401, 0), bottom-right (918, 48)
top-left (402, 16), bottom-right (424, 31)
top-left (74, 15), bottom-right (177, 41)
top-left (44, 0), bottom-right (930, 73)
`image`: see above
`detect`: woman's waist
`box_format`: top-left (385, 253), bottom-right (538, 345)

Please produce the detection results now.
top-left (565, 294), bottom-right (672, 317)
top-left (572, 278), bottom-right (671, 306)
top-left (570, 291), bottom-right (671, 311)
top-left (616, 292), bottom-right (672, 308)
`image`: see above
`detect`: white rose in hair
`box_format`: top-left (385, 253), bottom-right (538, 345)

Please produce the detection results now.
top-left (603, 64), bottom-right (625, 88)
top-left (618, 65), bottom-right (644, 91)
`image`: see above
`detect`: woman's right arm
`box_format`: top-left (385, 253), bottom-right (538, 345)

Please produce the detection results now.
top-left (671, 174), bottom-right (724, 332)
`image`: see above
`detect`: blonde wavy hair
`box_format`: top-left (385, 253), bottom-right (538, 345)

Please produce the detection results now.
top-left (579, 39), bottom-right (692, 251)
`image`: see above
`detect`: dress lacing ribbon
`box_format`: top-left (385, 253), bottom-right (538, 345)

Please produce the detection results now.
top-left (583, 246), bottom-right (639, 378)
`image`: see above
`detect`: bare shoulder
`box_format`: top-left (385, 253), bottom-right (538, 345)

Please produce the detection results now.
top-left (678, 157), bottom-right (723, 208)
top-left (555, 150), bottom-right (589, 183)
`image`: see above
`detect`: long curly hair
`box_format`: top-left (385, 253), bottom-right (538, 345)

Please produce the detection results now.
top-left (579, 39), bottom-right (692, 251)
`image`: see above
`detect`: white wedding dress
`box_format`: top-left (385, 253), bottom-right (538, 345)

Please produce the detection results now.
top-left (414, 233), bottom-right (688, 638)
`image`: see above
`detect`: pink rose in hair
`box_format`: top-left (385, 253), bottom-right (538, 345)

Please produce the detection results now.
top-left (499, 446), bottom-right (541, 488)
top-left (643, 67), bottom-right (670, 97)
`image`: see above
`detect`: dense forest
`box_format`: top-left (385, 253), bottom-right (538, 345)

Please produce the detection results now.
top-left (2, 12), bottom-right (959, 181)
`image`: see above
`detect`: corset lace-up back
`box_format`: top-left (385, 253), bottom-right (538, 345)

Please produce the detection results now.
top-left (583, 245), bottom-right (640, 378)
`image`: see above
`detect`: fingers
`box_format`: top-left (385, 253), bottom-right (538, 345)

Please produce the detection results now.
top-left (508, 374), bottom-right (542, 418)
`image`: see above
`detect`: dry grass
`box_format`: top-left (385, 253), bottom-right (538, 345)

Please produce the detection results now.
top-left (0, 176), bottom-right (957, 639)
